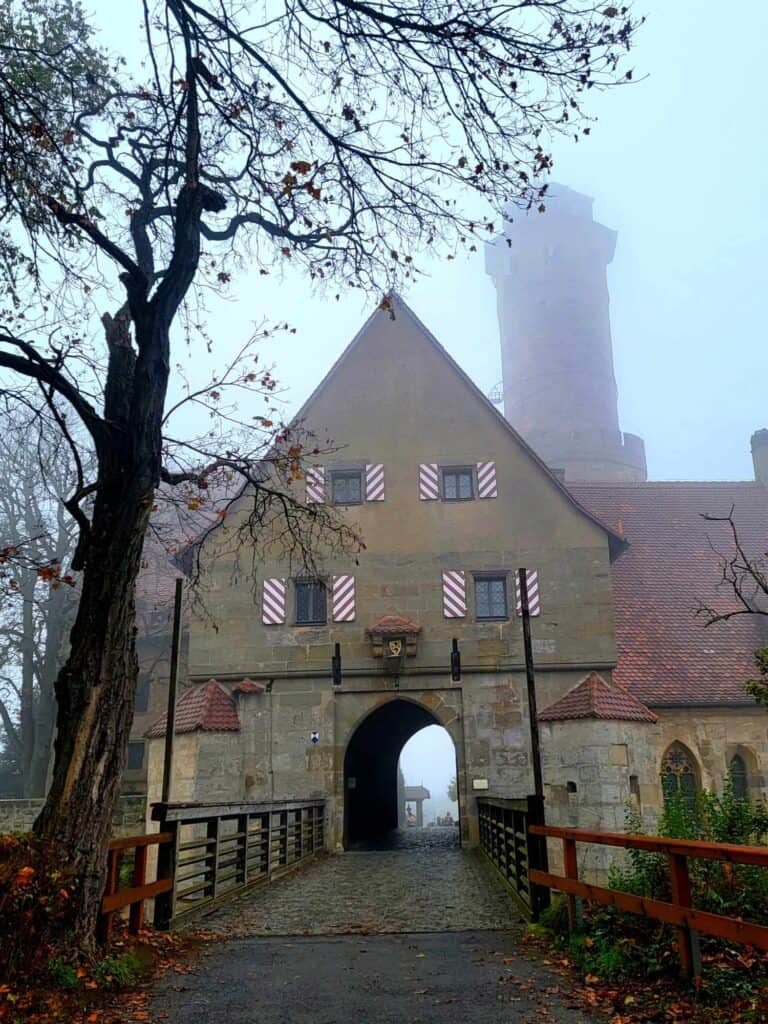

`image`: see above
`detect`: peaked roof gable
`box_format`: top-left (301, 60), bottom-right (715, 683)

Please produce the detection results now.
top-left (146, 679), bottom-right (241, 738)
top-left (292, 294), bottom-right (625, 555)
top-left (539, 671), bottom-right (658, 723)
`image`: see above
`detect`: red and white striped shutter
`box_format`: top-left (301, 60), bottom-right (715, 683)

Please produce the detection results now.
top-left (419, 463), bottom-right (439, 500)
top-left (306, 466), bottom-right (325, 504)
top-left (332, 574), bottom-right (356, 622)
top-left (442, 570), bottom-right (467, 618)
top-left (515, 569), bottom-right (541, 616)
top-left (476, 461), bottom-right (498, 498)
top-left (365, 463), bottom-right (385, 501)
top-left (262, 577), bottom-right (286, 624)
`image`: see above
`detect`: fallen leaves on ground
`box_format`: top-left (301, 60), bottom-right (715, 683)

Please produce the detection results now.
top-left (520, 928), bottom-right (768, 1024)
top-left (0, 922), bottom-right (217, 1024)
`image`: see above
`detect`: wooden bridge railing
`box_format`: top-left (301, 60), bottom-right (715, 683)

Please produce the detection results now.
top-left (477, 796), bottom-right (550, 920)
top-left (529, 824), bottom-right (768, 978)
top-left (99, 832), bottom-right (173, 943)
top-left (150, 799), bottom-right (326, 929)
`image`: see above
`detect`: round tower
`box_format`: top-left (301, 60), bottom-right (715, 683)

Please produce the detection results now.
top-left (486, 184), bottom-right (646, 483)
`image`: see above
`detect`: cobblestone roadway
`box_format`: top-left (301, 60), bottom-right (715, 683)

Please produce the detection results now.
top-left (190, 828), bottom-right (523, 937)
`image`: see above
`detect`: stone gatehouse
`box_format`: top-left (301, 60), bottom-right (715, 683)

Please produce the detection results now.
top-left (142, 191), bottom-right (768, 866)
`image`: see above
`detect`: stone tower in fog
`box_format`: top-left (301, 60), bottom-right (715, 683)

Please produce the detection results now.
top-left (486, 185), bottom-right (646, 483)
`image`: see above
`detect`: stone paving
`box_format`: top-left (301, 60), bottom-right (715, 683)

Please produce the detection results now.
top-left (187, 828), bottom-right (523, 937)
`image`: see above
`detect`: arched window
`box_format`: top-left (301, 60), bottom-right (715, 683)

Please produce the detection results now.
top-left (661, 744), bottom-right (698, 810)
top-left (729, 753), bottom-right (748, 799)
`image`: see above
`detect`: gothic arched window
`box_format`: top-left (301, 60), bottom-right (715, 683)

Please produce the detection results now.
top-left (661, 744), bottom-right (698, 809)
top-left (729, 753), bottom-right (748, 799)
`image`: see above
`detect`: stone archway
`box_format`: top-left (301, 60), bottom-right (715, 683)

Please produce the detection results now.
top-left (342, 697), bottom-right (459, 848)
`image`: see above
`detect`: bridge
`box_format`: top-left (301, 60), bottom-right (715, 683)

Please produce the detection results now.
top-left (141, 815), bottom-right (594, 1024)
top-left (100, 797), bottom-right (768, 1020)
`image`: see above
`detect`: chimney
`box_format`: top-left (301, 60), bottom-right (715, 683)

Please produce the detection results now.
top-left (751, 429), bottom-right (768, 487)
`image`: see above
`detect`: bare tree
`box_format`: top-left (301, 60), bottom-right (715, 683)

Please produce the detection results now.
top-left (0, 414), bottom-right (82, 798)
top-left (698, 508), bottom-right (768, 709)
top-left (0, 0), bottom-right (641, 950)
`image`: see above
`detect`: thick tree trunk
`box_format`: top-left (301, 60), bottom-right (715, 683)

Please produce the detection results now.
top-left (33, 314), bottom-right (170, 949)
top-left (33, 471), bottom-right (154, 948)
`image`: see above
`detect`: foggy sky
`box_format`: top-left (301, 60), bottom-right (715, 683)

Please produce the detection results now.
top-left (99, 2), bottom-right (767, 483)
top-left (93, 2), bottom-right (768, 789)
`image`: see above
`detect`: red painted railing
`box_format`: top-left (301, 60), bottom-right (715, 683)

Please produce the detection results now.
top-left (98, 832), bottom-right (173, 943)
top-left (529, 824), bottom-right (768, 978)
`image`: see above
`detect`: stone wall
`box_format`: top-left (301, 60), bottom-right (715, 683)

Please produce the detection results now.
top-left (0, 794), bottom-right (146, 837)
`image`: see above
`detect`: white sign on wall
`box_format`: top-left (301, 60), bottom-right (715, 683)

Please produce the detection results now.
top-left (472, 778), bottom-right (489, 791)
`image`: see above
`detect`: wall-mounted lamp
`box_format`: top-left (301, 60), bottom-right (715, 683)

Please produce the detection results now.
top-left (450, 637), bottom-right (461, 682)
top-left (331, 642), bottom-right (342, 686)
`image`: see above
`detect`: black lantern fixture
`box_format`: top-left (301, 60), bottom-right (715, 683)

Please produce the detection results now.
top-left (450, 637), bottom-right (461, 681)
top-left (331, 642), bottom-right (342, 686)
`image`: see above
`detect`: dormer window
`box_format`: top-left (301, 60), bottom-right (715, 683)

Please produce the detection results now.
top-left (442, 467), bottom-right (474, 501)
top-left (331, 470), bottom-right (363, 506)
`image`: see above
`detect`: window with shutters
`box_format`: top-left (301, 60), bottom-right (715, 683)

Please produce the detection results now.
top-left (126, 741), bottom-right (145, 771)
top-left (331, 470), bottom-right (363, 505)
top-left (295, 579), bottom-right (327, 625)
top-left (729, 753), bottom-right (748, 798)
top-left (474, 575), bottom-right (508, 620)
top-left (661, 743), bottom-right (699, 811)
top-left (442, 467), bottom-right (474, 501)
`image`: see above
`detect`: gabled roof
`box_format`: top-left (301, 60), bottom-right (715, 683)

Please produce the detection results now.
top-left (572, 482), bottom-right (768, 706)
top-left (146, 679), bottom-right (241, 738)
top-left (290, 293), bottom-right (626, 557)
top-left (405, 785), bottom-right (431, 800)
top-left (366, 614), bottom-right (422, 636)
top-left (539, 672), bottom-right (658, 723)
top-left (233, 678), bottom-right (267, 694)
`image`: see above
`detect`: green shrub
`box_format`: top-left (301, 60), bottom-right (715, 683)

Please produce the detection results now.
top-left (539, 894), bottom-right (570, 936)
top-left (46, 958), bottom-right (80, 989)
top-left (92, 950), bottom-right (142, 987)
top-left (560, 778), bottom-right (768, 986)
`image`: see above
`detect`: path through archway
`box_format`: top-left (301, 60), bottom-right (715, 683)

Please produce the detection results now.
top-left (343, 698), bottom-right (458, 848)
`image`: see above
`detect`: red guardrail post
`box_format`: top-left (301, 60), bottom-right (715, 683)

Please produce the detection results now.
top-left (563, 836), bottom-right (579, 932)
top-left (668, 851), bottom-right (701, 979)
top-left (129, 844), bottom-right (148, 934)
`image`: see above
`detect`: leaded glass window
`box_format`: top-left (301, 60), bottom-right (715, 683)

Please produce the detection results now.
top-left (331, 471), bottom-right (362, 506)
top-left (442, 468), bottom-right (474, 501)
top-left (729, 753), bottom-right (748, 799)
top-left (661, 744), bottom-right (698, 810)
top-left (295, 580), bottom-right (327, 625)
top-left (474, 576), bottom-right (508, 620)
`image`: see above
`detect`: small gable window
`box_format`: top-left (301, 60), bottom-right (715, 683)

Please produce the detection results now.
top-left (729, 753), bottom-right (748, 799)
top-left (331, 470), bottom-right (363, 506)
top-left (661, 743), bottom-right (698, 810)
top-left (295, 579), bottom-right (327, 625)
top-left (474, 575), bottom-right (508, 620)
top-left (442, 467), bottom-right (474, 501)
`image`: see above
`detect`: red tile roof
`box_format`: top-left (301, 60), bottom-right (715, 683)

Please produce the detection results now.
top-left (571, 482), bottom-right (768, 706)
top-left (539, 672), bottom-right (657, 722)
top-left (366, 614), bottom-right (422, 636)
top-left (146, 680), bottom-right (241, 738)
top-left (233, 678), bottom-right (267, 694)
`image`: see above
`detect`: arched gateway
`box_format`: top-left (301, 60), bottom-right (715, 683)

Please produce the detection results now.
top-left (343, 697), bottom-right (461, 848)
